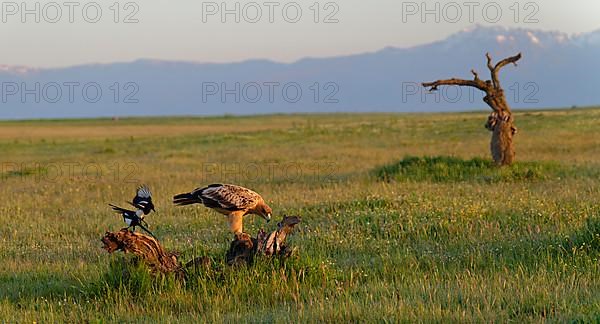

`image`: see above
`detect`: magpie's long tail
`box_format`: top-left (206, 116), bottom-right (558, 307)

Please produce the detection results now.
top-left (109, 203), bottom-right (131, 213)
top-left (137, 223), bottom-right (157, 239)
top-left (173, 192), bottom-right (202, 206)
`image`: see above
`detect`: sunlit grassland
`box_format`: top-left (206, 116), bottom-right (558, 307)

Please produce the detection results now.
top-left (1, 108), bottom-right (600, 321)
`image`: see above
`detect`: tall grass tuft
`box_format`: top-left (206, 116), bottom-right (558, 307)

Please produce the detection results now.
top-left (101, 255), bottom-right (182, 298)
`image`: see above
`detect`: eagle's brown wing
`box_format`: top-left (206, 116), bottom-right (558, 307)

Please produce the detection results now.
top-left (195, 184), bottom-right (261, 211)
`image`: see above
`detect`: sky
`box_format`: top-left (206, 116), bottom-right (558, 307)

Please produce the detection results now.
top-left (2, 0), bottom-right (600, 68)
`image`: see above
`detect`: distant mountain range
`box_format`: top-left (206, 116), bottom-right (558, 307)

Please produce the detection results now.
top-left (1, 25), bottom-right (599, 119)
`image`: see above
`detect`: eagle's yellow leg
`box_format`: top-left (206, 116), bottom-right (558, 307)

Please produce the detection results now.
top-left (228, 212), bottom-right (244, 234)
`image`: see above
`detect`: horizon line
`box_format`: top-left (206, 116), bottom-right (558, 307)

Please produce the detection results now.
top-left (1, 106), bottom-right (599, 123)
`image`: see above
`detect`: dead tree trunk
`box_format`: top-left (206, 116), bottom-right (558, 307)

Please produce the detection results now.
top-left (422, 53), bottom-right (522, 166)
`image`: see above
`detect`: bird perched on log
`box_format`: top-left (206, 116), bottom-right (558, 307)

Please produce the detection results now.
top-left (173, 184), bottom-right (272, 234)
top-left (108, 204), bottom-right (156, 238)
top-left (130, 185), bottom-right (156, 216)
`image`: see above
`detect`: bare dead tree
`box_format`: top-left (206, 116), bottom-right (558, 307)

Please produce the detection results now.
top-left (422, 53), bottom-right (522, 166)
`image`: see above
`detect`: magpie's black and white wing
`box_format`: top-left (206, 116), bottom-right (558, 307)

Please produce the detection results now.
top-left (109, 204), bottom-right (155, 237)
top-left (133, 185), bottom-right (152, 207)
top-left (132, 185), bottom-right (155, 214)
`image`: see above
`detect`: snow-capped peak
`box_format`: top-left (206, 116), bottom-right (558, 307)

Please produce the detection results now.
top-left (572, 29), bottom-right (600, 47)
top-left (0, 64), bottom-right (38, 76)
top-left (444, 24), bottom-right (598, 49)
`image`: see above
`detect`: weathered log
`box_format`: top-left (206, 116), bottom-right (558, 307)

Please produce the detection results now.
top-left (423, 53), bottom-right (522, 166)
top-left (103, 215), bottom-right (302, 272)
top-left (226, 215), bottom-right (302, 265)
top-left (101, 229), bottom-right (181, 274)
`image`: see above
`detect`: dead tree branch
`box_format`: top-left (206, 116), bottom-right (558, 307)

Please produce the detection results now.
top-left (421, 53), bottom-right (522, 166)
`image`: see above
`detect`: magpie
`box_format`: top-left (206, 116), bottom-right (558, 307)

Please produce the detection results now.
top-left (109, 204), bottom-right (156, 239)
top-left (130, 185), bottom-right (156, 216)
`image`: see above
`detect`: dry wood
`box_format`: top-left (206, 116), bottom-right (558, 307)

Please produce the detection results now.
top-left (102, 215), bottom-right (301, 273)
top-left (256, 216), bottom-right (302, 256)
top-left (226, 232), bottom-right (256, 266)
top-left (101, 229), bottom-right (181, 274)
top-left (226, 215), bottom-right (302, 265)
top-left (423, 53), bottom-right (522, 166)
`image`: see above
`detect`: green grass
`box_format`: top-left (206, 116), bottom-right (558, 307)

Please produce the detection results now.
top-left (374, 155), bottom-right (598, 183)
top-left (1, 108), bottom-right (600, 321)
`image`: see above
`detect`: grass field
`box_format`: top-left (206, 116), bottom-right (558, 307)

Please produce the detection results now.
top-left (1, 108), bottom-right (600, 322)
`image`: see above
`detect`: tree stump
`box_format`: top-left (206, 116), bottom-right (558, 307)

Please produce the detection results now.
top-left (226, 232), bottom-right (257, 266)
top-left (423, 53), bottom-right (522, 166)
top-left (226, 215), bottom-right (302, 265)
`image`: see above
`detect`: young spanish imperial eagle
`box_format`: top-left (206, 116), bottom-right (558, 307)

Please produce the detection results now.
top-left (173, 184), bottom-right (272, 234)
